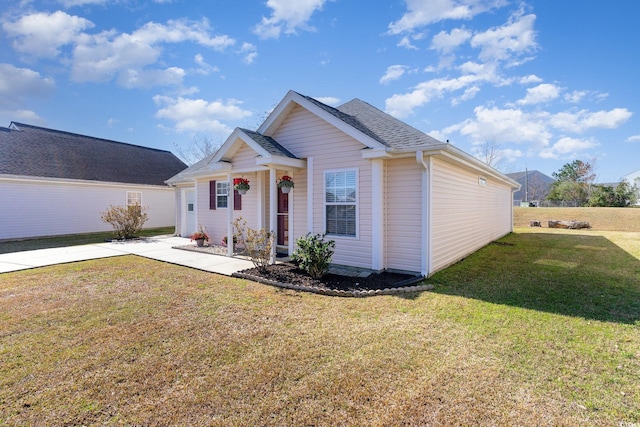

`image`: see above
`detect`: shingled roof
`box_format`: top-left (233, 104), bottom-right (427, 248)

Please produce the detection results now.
top-left (296, 92), bottom-right (443, 150)
top-left (0, 122), bottom-right (187, 186)
top-left (239, 128), bottom-right (298, 158)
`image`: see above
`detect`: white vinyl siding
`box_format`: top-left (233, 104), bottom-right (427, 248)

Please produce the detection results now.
top-left (0, 177), bottom-right (175, 240)
top-left (385, 157), bottom-right (423, 272)
top-left (272, 104), bottom-right (372, 268)
top-left (430, 157), bottom-right (513, 273)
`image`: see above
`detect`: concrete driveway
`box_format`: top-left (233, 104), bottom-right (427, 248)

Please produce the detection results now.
top-left (0, 235), bottom-right (255, 275)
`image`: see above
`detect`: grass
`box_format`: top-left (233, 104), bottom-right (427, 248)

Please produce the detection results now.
top-left (0, 227), bottom-right (175, 254)
top-left (1, 227), bottom-right (639, 425)
top-left (514, 206), bottom-right (640, 231)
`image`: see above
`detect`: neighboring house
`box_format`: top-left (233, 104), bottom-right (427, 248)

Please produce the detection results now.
top-left (167, 91), bottom-right (519, 277)
top-left (622, 169), bottom-right (640, 205)
top-left (0, 122), bottom-right (187, 240)
top-left (506, 170), bottom-right (555, 206)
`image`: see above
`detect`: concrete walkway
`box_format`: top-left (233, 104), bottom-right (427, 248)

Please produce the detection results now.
top-left (0, 235), bottom-right (255, 275)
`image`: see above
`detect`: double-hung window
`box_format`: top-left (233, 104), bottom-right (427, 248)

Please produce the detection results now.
top-left (126, 191), bottom-right (142, 214)
top-left (325, 169), bottom-right (357, 237)
top-left (216, 181), bottom-right (229, 208)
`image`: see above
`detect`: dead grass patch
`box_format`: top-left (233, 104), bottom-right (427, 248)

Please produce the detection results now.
top-left (514, 206), bottom-right (640, 231)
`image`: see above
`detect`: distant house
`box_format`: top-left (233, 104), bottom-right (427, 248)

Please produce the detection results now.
top-left (506, 170), bottom-right (555, 206)
top-left (622, 169), bottom-right (640, 205)
top-left (167, 90), bottom-right (519, 277)
top-left (0, 122), bottom-right (187, 240)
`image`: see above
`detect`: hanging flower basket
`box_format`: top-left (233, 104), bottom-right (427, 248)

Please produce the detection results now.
top-left (233, 178), bottom-right (250, 195)
top-left (277, 175), bottom-right (294, 193)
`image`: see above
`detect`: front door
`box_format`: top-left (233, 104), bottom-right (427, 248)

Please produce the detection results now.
top-left (184, 188), bottom-right (196, 237)
top-left (277, 188), bottom-right (288, 252)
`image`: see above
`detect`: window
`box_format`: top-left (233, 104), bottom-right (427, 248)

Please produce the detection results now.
top-left (126, 191), bottom-right (142, 214)
top-left (325, 169), bottom-right (357, 237)
top-left (216, 181), bottom-right (229, 208)
top-left (127, 191), bottom-right (141, 207)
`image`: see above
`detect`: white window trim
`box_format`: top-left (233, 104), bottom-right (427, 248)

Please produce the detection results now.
top-left (216, 181), bottom-right (229, 209)
top-left (126, 191), bottom-right (142, 206)
top-left (323, 167), bottom-right (359, 239)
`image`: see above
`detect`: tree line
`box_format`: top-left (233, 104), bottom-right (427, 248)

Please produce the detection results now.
top-left (547, 160), bottom-right (638, 207)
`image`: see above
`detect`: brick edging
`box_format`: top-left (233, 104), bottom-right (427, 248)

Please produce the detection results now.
top-left (231, 272), bottom-right (435, 297)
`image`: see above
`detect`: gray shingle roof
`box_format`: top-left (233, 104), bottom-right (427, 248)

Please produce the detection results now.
top-left (0, 122), bottom-right (187, 186)
top-left (295, 92), bottom-right (443, 150)
top-left (336, 98), bottom-right (443, 150)
top-left (239, 128), bottom-right (298, 158)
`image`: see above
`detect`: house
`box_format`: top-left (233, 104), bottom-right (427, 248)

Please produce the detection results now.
top-left (166, 91), bottom-right (520, 277)
top-left (0, 122), bottom-right (187, 240)
top-left (506, 170), bottom-right (555, 206)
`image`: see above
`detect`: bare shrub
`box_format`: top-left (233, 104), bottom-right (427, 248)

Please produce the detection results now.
top-left (101, 204), bottom-right (148, 239)
top-left (232, 217), bottom-right (274, 273)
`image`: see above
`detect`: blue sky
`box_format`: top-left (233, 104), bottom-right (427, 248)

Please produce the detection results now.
top-left (1, 0), bottom-right (639, 182)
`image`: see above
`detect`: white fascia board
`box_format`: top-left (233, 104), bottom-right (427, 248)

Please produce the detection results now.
top-left (255, 155), bottom-right (306, 169)
top-left (0, 174), bottom-right (173, 190)
top-left (259, 91), bottom-right (386, 150)
top-left (421, 145), bottom-right (520, 189)
top-left (212, 128), bottom-right (271, 163)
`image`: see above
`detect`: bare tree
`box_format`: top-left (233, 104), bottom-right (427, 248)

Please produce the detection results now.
top-left (476, 139), bottom-right (512, 173)
top-left (174, 135), bottom-right (222, 166)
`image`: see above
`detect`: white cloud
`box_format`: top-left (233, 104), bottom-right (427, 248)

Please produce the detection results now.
top-left (193, 54), bottom-right (220, 75)
top-left (470, 12), bottom-right (537, 63)
top-left (0, 63), bottom-right (55, 100)
top-left (385, 61), bottom-right (501, 117)
top-left (153, 95), bottom-right (252, 134)
top-left (2, 10), bottom-right (94, 58)
top-left (389, 0), bottom-right (507, 34)
top-left (313, 96), bottom-right (340, 106)
top-left (118, 67), bottom-right (185, 89)
top-left (519, 74), bottom-right (542, 84)
top-left (564, 90), bottom-right (587, 103)
top-left (625, 135), bottom-right (640, 143)
top-left (70, 18), bottom-right (235, 85)
top-left (0, 63), bottom-right (54, 126)
top-left (549, 108), bottom-right (632, 133)
top-left (451, 85), bottom-right (480, 105)
top-left (239, 42), bottom-right (258, 65)
top-left (430, 27), bottom-right (472, 53)
top-left (517, 83), bottom-right (560, 105)
top-left (57, 0), bottom-right (109, 6)
top-left (380, 65), bottom-right (408, 84)
top-left (253, 0), bottom-right (326, 39)
top-left (398, 35), bottom-right (418, 50)
top-left (539, 137), bottom-right (598, 159)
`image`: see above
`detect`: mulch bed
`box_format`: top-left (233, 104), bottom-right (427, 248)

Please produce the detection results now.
top-left (233, 263), bottom-right (434, 297)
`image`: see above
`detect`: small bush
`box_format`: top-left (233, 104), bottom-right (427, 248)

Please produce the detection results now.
top-left (101, 204), bottom-right (149, 240)
top-left (291, 233), bottom-right (335, 279)
top-left (232, 217), bottom-right (274, 273)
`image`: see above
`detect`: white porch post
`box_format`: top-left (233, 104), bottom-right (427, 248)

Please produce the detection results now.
top-left (371, 159), bottom-right (384, 271)
top-left (269, 167), bottom-right (277, 264)
top-left (227, 172), bottom-right (233, 257)
top-left (288, 171), bottom-right (294, 255)
top-left (307, 157), bottom-right (314, 233)
top-left (256, 170), bottom-right (264, 229)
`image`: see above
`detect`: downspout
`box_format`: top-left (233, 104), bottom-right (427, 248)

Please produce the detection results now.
top-left (416, 151), bottom-right (430, 277)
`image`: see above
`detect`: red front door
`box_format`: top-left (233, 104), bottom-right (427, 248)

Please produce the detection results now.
top-left (277, 189), bottom-right (288, 247)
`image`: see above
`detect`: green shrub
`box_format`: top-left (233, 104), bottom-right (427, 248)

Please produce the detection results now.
top-left (100, 204), bottom-right (149, 240)
top-left (291, 233), bottom-right (335, 279)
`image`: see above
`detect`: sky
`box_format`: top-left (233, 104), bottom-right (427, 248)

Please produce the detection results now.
top-left (1, 0), bottom-right (639, 182)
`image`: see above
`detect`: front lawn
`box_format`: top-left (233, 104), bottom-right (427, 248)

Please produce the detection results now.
top-left (1, 229), bottom-right (638, 426)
